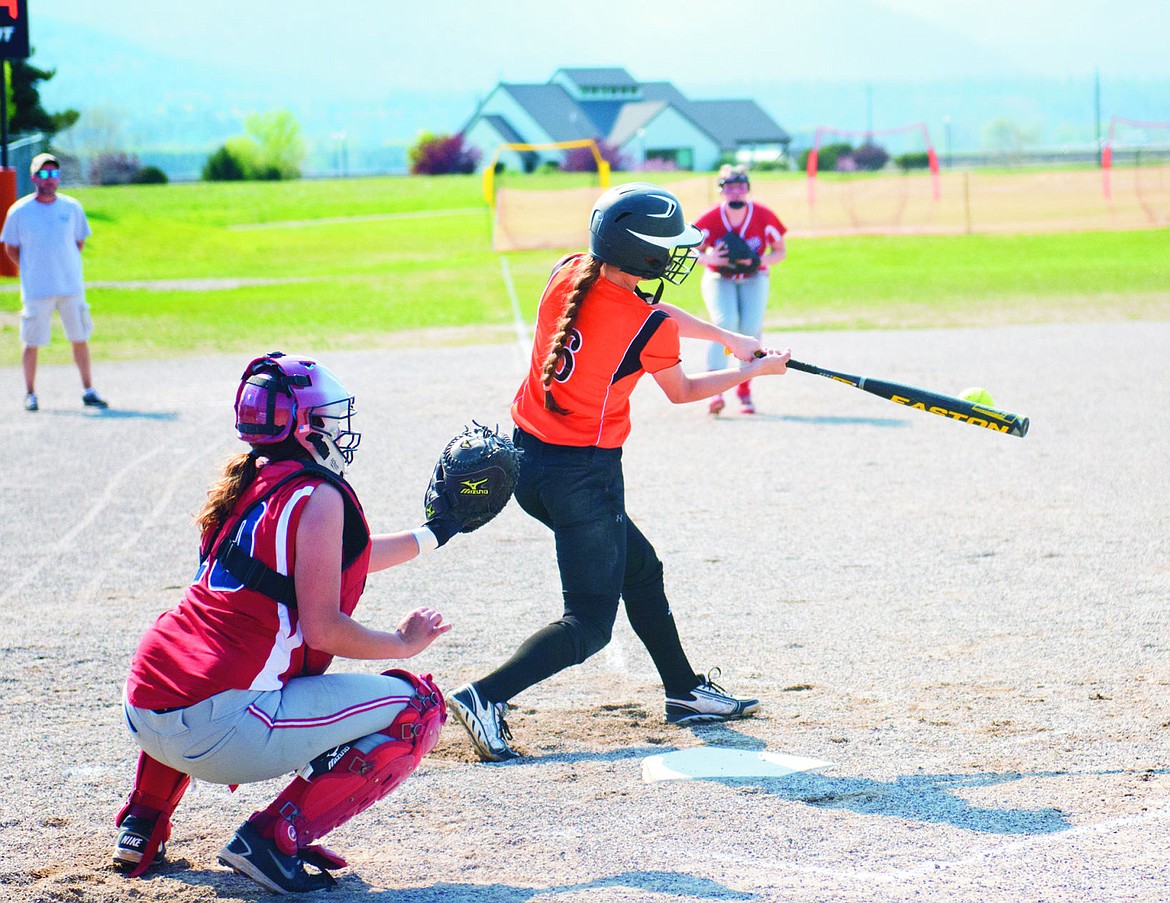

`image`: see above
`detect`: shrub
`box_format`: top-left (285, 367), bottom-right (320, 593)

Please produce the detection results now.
top-left (894, 152), bottom-right (931, 171)
top-left (409, 132), bottom-right (480, 175)
top-left (563, 141), bottom-right (624, 173)
top-left (798, 142), bottom-right (853, 172)
top-left (88, 152), bottom-right (142, 185)
top-left (852, 142), bottom-right (890, 171)
top-left (131, 165), bottom-right (168, 184)
top-left (202, 113), bottom-right (305, 181)
top-left (203, 145), bottom-right (248, 181)
top-left (640, 156), bottom-right (678, 172)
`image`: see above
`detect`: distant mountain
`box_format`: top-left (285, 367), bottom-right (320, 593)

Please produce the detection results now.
top-left (30, 10), bottom-right (1170, 180)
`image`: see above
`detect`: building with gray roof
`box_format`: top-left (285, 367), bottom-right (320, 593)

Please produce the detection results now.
top-left (462, 68), bottom-right (789, 173)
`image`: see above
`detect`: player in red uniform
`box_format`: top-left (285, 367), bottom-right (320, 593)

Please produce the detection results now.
top-left (693, 165), bottom-right (788, 415)
top-left (447, 182), bottom-right (792, 762)
top-left (113, 352), bottom-right (457, 893)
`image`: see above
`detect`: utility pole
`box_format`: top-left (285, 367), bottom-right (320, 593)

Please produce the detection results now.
top-left (1094, 68), bottom-right (1102, 167)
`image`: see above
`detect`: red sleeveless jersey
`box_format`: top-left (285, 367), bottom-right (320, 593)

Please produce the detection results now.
top-left (511, 254), bottom-right (681, 448)
top-left (126, 461), bottom-right (371, 710)
top-left (694, 201), bottom-right (786, 280)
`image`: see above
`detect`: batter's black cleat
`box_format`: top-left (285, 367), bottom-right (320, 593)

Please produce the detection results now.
top-left (449, 683), bottom-right (519, 762)
top-left (112, 814), bottom-right (165, 872)
top-left (218, 819), bottom-right (336, 894)
top-left (665, 669), bottom-right (760, 725)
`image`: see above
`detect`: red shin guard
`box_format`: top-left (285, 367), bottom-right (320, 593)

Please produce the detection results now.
top-left (115, 752), bottom-right (191, 878)
top-left (260, 671), bottom-right (445, 857)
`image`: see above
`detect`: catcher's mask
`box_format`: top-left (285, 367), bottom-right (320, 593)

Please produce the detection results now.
top-left (588, 182), bottom-right (702, 286)
top-left (234, 351), bottom-right (360, 476)
top-left (718, 168), bottom-right (751, 191)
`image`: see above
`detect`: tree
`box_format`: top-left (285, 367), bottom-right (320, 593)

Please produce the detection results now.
top-left (202, 111), bottom-right (305, 181)
top-left (982, 118), bottom-right (1037, 165)
top-left (5, 54), bottom-right (80, 136)
top-left (409, 132), bottom-right (480, 175)
top-left (245, 110), bottom-right (306, 180)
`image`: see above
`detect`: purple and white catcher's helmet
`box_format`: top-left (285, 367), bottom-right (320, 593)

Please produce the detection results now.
top-left (234, 351), bottom-right (360, 476)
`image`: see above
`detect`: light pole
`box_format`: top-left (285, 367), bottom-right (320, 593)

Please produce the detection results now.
top-left (943, 115), bottom-right (953, 168)
top-left (331, 131), bottom-right (348, 177)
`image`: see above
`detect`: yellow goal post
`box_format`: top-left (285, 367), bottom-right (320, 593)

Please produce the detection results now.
top-left (482, 139), bottom-right (611, 205)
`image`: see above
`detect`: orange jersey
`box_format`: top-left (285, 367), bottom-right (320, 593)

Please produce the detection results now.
top-left (512, 254), bottom-right (681, 448)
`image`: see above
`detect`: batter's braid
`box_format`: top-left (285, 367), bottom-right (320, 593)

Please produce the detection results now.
top-left (541, 255), bottom-right (603, 414)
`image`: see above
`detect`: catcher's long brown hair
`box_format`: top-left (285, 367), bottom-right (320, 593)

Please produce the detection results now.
top-left (541, 254), bottom-right (603, 414)
top-left (196, 438), bottom-right (304, 543)
top-left (196, 452), bottom-right (260, 543)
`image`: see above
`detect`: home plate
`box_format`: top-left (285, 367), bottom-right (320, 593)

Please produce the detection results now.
top-left (642, 747), bottom-right (835, 783)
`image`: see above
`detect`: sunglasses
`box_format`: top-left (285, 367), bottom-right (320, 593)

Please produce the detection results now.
top-left (35, 168), bottom-right (60, 179)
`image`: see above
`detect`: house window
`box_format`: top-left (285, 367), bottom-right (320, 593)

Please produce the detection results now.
top-left (647, 148), bottom-right (694, 171)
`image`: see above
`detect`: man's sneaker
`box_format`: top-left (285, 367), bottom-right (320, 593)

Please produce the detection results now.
top-left (707, 395), bottom-right (725, 416)
top-left (112, 814), bottom-right (165, 872)
top-left (449, 683), bottom-right (518, 762)
top-left (218, 819), bottom-right (336, 894)
top-left (739, 396), bottom-right (756, 415)
top-left (82, 388), bottom-right (109, 409)
top-left (23, 392), bottom-right (38, 412)
top-left (665, 669), bottom-right (760, 725)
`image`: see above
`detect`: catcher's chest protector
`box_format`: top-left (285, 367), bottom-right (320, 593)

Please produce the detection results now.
top-left (269, 671), bottom-right (447, 856)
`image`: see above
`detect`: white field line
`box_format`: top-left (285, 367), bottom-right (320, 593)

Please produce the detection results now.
top-left (228, 207), bottom-right (486, 231)
top-left (1, 446), bottom-right (164, 607)
top-left (74, 431), bottom-right (235, 608)
top-left (1, 413), bottom-right (221, 608)
top-left (498, 254), bottom-right (533, 370)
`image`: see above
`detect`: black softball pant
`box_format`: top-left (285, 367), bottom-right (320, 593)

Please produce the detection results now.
top-left (475, 428), bottom-right (699, 703)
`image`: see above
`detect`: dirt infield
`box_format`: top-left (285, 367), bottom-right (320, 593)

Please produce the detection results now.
top-left (2, 321), bottom-right (1167, 902)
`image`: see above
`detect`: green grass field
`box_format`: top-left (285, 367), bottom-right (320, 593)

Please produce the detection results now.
top-left (2, 173), bottom-right (1167, 363)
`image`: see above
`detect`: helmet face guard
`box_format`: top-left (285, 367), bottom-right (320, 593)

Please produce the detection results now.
top-left (589, 182), bottom-right (702, 285)
top-left (234, 352), bottom-right (360, 476)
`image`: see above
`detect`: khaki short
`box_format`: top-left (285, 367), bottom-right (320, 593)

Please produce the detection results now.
top-left (21, 293), bottom-right (93, 346)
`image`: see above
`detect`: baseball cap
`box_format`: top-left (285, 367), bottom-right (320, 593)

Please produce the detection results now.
top-left (30, 152), bottom-right (60, 176)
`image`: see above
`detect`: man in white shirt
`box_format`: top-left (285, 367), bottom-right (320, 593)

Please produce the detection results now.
top-left (2, 152), bottom-right (107, 412)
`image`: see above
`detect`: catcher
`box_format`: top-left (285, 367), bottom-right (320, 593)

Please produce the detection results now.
top-left (113, 352), bottom-right (513, 893)
top-left (693, 164), bottom-right (788, 415)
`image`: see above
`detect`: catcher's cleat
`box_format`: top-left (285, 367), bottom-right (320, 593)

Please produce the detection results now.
top-left (218, 819), bottom-right (336, 894)
top-left (707, 395), bottom-right (725, 416)
top-left (113, 815), bottom-right (166, 872)
top-left (665, 669), bottom-right (760, 725)
top-left (449, 684), bottom-right (518, 762)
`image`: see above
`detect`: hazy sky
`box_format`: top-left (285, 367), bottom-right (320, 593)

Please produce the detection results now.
top-left (35, 0), bottom-right (1170, 92)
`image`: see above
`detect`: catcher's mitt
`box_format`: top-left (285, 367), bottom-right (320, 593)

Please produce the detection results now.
top-left (424, 422), bottom-right (520, 545)
top-left (715, 231), bottom-right (761, 278)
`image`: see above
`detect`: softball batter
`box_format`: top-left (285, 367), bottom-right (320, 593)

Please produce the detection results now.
top-left (449, 182), bottom-right (791, 762)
